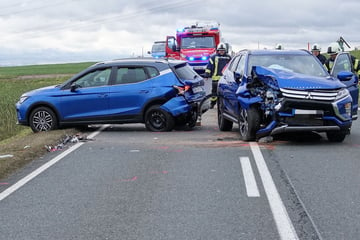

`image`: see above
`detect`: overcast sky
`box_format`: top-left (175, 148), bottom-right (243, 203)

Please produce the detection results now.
top-left (1, 0), bottom-right (359, 66)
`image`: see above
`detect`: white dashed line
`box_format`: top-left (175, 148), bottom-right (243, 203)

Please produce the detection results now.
top-left (240, 156), bottom-right (260, 197)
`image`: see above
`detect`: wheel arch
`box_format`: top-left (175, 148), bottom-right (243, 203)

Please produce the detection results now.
top-left (26, 102), bottom-right (61, 125)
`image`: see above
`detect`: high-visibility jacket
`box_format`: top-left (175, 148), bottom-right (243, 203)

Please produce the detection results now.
top-left (204, 53), bottom-right (231, 81)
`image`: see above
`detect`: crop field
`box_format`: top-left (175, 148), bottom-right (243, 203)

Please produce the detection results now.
top-left (0, 62), bottom-right (95, 142)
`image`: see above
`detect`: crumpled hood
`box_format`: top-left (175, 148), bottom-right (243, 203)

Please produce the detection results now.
top-left (253, 66), bottom-right (346, 90)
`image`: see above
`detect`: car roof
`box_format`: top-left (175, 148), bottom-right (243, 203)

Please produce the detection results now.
top-left (238, 49), bottom-right (312, 56)
top-left (92, 57), bottom-right (187, 68)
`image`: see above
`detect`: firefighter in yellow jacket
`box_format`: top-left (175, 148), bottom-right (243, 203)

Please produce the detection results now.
top-left (204, 42), bottom-right (231, 108)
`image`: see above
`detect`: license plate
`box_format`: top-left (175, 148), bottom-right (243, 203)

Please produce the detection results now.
top-left (192, 86), bottom-right (204, 93)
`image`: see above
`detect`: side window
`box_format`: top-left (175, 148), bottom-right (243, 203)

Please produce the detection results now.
top-left (145, 66), bottom-right (160, 78)
top-left (74, 68), bottom-right (111, 88)
top-left (115, 67), bottom-right (149, 84)
top-left (228, 55), bottom-right (241, 72)
top-left (235, 55), bottom-right (246, 76)
top-left (332, 53), bottom-right (353, 77)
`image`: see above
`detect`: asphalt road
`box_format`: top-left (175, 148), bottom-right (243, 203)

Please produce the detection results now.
top-left (0, 108), bottom-right (359, 240)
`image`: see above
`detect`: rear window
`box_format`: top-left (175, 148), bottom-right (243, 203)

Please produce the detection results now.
top-left (173, 63), bottom-right (199, 80)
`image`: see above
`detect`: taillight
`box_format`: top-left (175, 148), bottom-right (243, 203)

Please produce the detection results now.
top-left (173, 85), bottom-right (190, 95)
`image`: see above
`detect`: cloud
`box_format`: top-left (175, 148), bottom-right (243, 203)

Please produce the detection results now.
top-left (0, 0), bottom-right (360, 65)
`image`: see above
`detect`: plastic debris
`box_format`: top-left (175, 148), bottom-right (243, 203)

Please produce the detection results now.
top-left (0, 154), bottom-right (14, 159)
top-left (45, 134), bottom-right (95, 152)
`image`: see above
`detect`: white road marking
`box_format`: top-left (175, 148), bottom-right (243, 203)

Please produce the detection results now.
top-left (250, 142), bottom-right (299, 240)
top-left (0, 125), bottom-right (108, 202)
top-left (240, 156), bottom-right (260, 197)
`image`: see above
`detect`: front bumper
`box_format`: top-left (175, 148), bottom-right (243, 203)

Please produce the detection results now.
top-left (256, 96), bottom-right (353, 138)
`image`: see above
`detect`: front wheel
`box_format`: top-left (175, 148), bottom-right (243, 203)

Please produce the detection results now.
top-left (326, 131), bottom-right (347, 142)
top-left (238, 106), bottom-right (260, 141)
top-left (29, 106), bottom-right (58, 132)
top-left (145, 105), bottom-right (175, 132)
top-left (217, 100), bottom-right (233, 131)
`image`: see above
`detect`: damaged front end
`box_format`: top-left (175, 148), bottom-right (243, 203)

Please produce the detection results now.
top-left (239, 66), bottom-right (353, 139)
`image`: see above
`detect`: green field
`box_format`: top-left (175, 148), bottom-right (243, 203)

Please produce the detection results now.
top-left (0, 62), bottom-right (95, 142)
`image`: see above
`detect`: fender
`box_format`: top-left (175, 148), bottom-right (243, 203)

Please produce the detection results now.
top-left (160, 96), bottom-right (191, 116)
top-left (236, 84), bottom-right (262, 109)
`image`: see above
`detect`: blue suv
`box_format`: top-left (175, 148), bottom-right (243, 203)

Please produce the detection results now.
top-left (16, 58), bottom-right (206, 132)
top-left (217, 49), bottom-right (358, 142)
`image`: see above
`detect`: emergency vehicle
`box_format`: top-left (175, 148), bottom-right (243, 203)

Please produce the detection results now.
top-left (165, 21), bottom-right (221, 73)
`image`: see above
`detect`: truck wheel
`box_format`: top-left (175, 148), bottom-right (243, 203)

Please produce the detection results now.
top-left (29, 106), bottom-right (58, 132)
top-left (326, 131), bottom-right (347, 142)
top-left (238, 107), bottom-right (260, 141)
top-left (145, 105), bottom-right (175, 132)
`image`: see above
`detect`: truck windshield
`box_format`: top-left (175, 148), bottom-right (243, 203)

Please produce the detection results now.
top-left (152, 42), bottom-right (165, 52)
top-left (181, 36), bottom-right (215, 49)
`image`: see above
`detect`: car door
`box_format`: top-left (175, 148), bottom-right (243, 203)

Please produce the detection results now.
top-left (222, 54), bottom-right (245, 117)
top-left (59, 67), bottom-right (112, 121)
top-left (331, 52), bottom-right (359, 119)
top-left (108, 66), bottom-right (154, 119)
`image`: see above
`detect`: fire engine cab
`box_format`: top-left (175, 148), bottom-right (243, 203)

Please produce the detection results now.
top-left (165, 21), bottom-right (221, 74)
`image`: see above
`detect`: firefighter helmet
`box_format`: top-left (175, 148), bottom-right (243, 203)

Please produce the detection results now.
top-left (311, 43), bottom-right (321, 52)
top-left (275, 43), bottom-right (283, 50)
top-left (217, 42), bottom-right (227, 51)
top-left (327, 42), bottom-right (341, 55)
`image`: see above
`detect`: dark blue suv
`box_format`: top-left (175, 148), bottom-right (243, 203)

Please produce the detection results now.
top-left (217, 49), bottom-right (358, 142)
top-left (16, 58), bottom-right (206, 132)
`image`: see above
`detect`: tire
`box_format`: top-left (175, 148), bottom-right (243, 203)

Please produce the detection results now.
top-left (187, 107), bottom-right (198, 129)
top-left (217, 100), bottom-right (233, 131)
top-left (145, 105), bottom-right (175, 132)
top-left (326, 131), bottom-right (347, 142)
top-left (238, 106), bottom-right (260, 141)
top-left (29, 106), bottom-right (58, 132)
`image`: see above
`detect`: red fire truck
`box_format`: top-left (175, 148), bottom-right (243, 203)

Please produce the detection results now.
top-left (165, 21), bottom-right (221, 74)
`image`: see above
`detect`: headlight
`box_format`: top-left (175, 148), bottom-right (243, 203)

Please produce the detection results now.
top-left (335, 88), bottom-right (349, 100)
top-left (19, 96), bottom-right (29, 104)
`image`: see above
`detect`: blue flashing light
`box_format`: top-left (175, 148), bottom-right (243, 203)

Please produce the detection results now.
top-left (188, 57), bottom-right (195, 61)
top-left (201, 56), bottom-right (208, 61)
top-left (177, 28), bottom-right (185, 32)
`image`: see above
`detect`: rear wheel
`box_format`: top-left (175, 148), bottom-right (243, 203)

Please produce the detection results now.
top-left (29, 106), bottom-right (58, 132)
top-left (217, 101), bottom-right (233, 131)
top-left (238, 106), bottom-right (260, 141)
top-left (145, 105), bottom-right (175, 132)
top-left (326, 131), bottom-right (347, 142)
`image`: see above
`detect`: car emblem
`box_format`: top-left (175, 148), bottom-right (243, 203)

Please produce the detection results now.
top-left (306, 92), bottom-right (313, 99)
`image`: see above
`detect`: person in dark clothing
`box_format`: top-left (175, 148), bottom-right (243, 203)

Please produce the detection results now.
top-left (311, 43), bottom-right (326, 64)
top-left (204, 42), bottom-right (231, 108)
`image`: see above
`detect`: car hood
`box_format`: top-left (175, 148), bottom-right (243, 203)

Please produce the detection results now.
top-left (24, 85), bottom-right (59, 96)
top-left (252, 66), bottom-right (345, 90)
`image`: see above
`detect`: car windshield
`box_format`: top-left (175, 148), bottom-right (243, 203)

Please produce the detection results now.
top-left (248, 54), bottom-right (329, 77)
top-left (181, 36), bottom-right (215, 49)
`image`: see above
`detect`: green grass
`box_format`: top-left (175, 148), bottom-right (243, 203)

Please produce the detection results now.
top-left (0, 62), bottom-right (95, 142)
top-left (0, 62), bottom-right (95, 79)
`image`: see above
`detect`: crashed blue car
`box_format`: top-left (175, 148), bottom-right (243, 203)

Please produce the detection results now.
top-left (217, 49), bottom-right (358, 142)
top-left (16, 58), bottom-right (206, 132)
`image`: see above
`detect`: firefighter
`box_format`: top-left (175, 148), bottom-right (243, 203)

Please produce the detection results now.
top-left (311, 43), bottom-right (326, 64)
top-left (204, 42), bottom-right (231, 108)
top-left (324, 42), bottom-right (341, 73)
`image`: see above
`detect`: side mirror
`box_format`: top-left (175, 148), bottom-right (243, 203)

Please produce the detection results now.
top-left (70, 83), bottom-right (80, 92)
top-left (234, 72), bottom-right (242, 84)
top-left (337, 71), bottom-right (353, 81)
